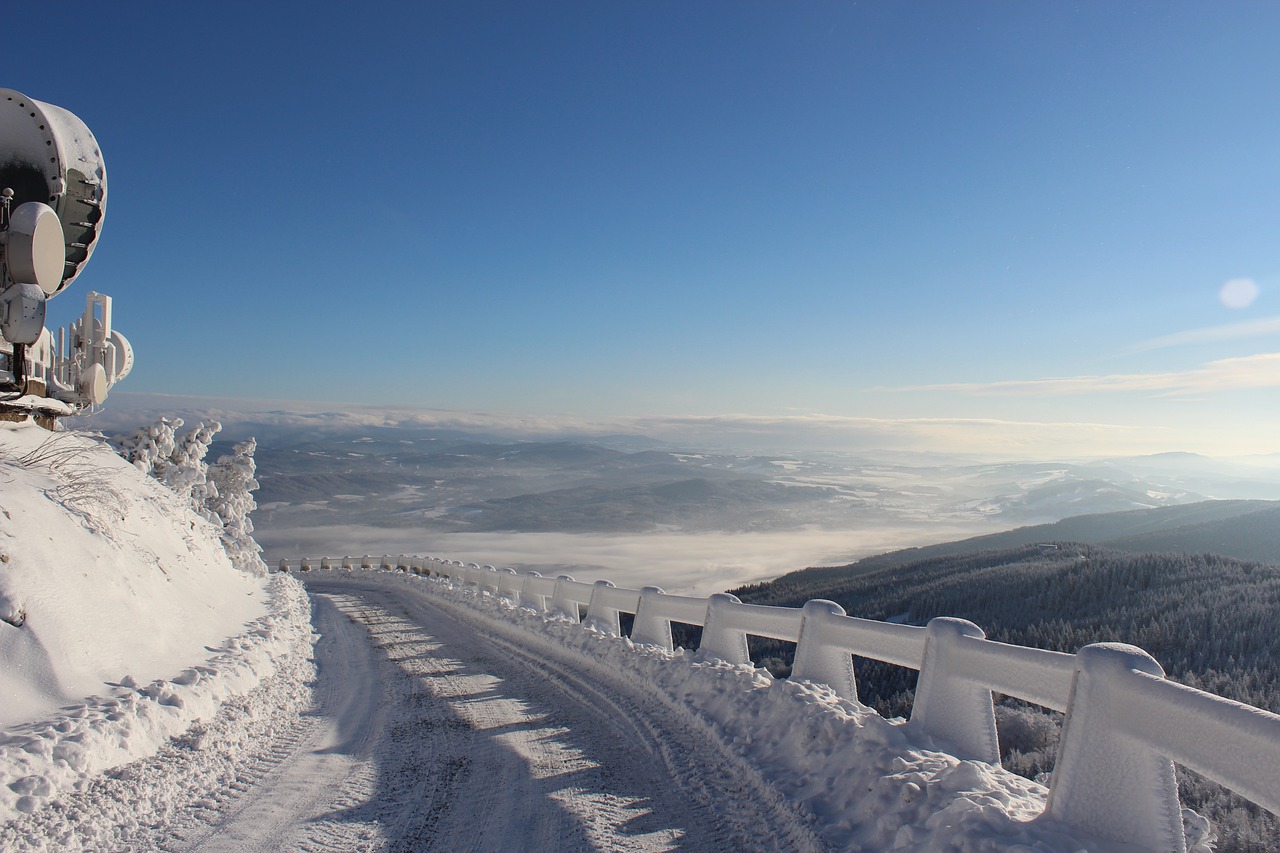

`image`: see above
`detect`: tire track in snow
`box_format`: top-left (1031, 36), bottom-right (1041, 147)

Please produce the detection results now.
top-left (172, 573), bottom-right (829, 851)
top-left (170, 593), bottom-right (385, 852)
top-left (306, 580), bottom-right (709, 852)
top-left (374, 579), bottom-right (828, 853)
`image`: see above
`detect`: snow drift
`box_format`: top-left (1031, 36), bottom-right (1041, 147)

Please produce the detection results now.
top-left (0, 421), bottom-right (313, 824)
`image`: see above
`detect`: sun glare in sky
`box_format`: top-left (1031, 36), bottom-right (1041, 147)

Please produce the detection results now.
top-left (7, 1), bottom-right (1278, 458)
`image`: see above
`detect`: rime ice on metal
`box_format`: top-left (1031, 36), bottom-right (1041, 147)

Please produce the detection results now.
top-left (0, 89), bottom-right (132, 414)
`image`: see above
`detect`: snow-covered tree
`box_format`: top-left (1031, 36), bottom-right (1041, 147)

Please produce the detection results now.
top-left (161, 420), bottom-right (222, 519)
top-left (206, 438), bottom-right (267, 576)
top-left (113, 417), bottom-right (265, 576)
top-left (114, 417), bottom-right (183, 477)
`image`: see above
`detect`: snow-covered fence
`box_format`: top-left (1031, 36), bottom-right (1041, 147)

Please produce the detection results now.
top-left (280, 554), bottom-right (1280, 852)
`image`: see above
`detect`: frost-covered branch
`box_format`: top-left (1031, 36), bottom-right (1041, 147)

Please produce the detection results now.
top-left (112, 417), bottom-right (265, 576)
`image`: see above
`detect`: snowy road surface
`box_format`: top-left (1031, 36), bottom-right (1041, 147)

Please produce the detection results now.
top-left (176, 574), bottom-right (826, 852)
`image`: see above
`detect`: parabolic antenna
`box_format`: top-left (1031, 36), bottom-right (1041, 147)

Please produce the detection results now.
top-left (0, 89), bottom-right (107, 297)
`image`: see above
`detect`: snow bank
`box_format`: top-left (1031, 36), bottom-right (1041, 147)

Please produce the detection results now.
top-left (0, 422), bottom-right (315, 825)
top-left (0, 423), bottom-right (266, 727)
top-left (0, 574), bottom-right (310, 824)
top-left (376, 570), bottom-right (1140, 852)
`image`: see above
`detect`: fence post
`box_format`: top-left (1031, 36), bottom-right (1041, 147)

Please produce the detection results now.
top-left (497, 567), bottom-right (518, 600)
top-left (697, 593), bottom-right (750, 664)
top-left (1042, 643), bottom-right (1184, 851)
top-left (518, 571), bottom-right (544, 612)
top-left (550, 575), bottom-right (581, 622)
top-left (584, 580), bottom-right (621, 636)
top-left (278, 558), bottom-right (290, 573)
top-left (908, 617), bottom-right (999, 763)
top-left (791, 600), bottom-right (857, 700)
top-left (631, 587), bottom-right (672, 651)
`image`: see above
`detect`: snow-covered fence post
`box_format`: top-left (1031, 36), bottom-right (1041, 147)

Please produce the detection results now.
top-left (517, 571), bottom-right (543, 611)
top-left (495, 567), bottom-right (519, 601)
top-left (697, 593), bottom-right (750, 664)
top-left (792, 599), bottom-right (857, 700)
top-left (631, 586), bottom-right (673, 651)
top-left (550, 575), bottom-right (581, 623)
top-left (300, 557), bottom-right (313, 572)
top-left (908, 617), bottom-right (1000, 763)
top-left (278, 558), bottom-right (290, 572)
top-left (480, 566), bottom-right (500, 595)
top-left (584, 580), bottom-right (621, 635)
top-left (360, 555), bottom-right (375, 569)
top-left (1043, 643), bottom-right (1183, 851)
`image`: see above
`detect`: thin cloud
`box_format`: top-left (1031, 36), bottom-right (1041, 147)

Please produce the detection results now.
top-left (1126, 316), bottom-right (1280, 353)
top-left (900, 353), bottom-right (1280, 397)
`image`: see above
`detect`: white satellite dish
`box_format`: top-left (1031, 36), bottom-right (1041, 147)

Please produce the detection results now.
top-left (0, 88), bottom-right (107, 298)
top-left (0, 89), bottom-right (130, 413)
top-left (5, 201), bottom-right (65, 293)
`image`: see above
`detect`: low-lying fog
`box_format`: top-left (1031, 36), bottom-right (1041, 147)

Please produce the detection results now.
top-left (254, 523), bottom-right (994, 595)
top-left (221, 421), bottom-right (1280, 595)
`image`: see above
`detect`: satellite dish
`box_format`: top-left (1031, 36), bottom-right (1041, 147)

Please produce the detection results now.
top-left (108, 328), bottom-right (134, 382)
top-left (6, 201), bottom-right (65, 293)
top-left (78, 361), bottom-right (107, 405)
top-left (0, 89), bottom-right (107, 297)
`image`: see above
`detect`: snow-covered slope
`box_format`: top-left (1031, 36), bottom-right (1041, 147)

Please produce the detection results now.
top-left (0, 421), bottom-right (313, 825)
top-left (0, 423), bottom-right (266, 727)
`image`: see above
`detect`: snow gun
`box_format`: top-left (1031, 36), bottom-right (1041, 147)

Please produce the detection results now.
top-left (0, 88), bottom-right (132, 416)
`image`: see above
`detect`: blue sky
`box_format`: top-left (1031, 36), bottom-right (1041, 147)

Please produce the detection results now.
top-left (8, 1), bottom-right (1279, 457)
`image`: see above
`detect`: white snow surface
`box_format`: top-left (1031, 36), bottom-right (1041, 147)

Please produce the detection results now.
top-left (289, 569), bottom-right (1120, 852)
top-left (0, 422), bottom-right (315, 830)
top-left (0, 422), bottom-right (1191, 850)
top-left (0, 423), bottom-right (267, 728)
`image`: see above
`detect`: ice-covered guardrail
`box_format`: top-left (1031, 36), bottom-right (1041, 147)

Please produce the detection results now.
top-left (281, 554), bottom-right (1280, 852)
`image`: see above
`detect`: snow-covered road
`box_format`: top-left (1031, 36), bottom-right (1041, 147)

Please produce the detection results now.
top-left (170, 592), bottom-right (386, 851)
top-left (177, 574), bottom-right (826, 852)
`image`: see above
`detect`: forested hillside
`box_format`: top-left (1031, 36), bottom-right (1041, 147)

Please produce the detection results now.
top-left (731, 544), bottom-right (1280, 851)
top-left (758, 500), bottom-right (1280, 598)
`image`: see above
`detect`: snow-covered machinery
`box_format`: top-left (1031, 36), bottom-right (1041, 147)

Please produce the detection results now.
top-left (0, 88), bottom-right (131, 414)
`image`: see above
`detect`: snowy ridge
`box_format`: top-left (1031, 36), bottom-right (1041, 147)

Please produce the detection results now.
top-left (284, 556), bottom-right (1280, 851)
top-left (0, 573), bottom-right (313, 824)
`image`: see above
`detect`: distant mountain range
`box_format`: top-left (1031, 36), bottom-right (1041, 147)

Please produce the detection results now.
top-left (232, 428), bottom-right (1280, 539)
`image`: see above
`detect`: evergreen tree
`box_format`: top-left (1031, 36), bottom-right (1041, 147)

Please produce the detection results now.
top-left (112, 418), bottom-right (265, 576)
top-left (207, 438), bottom-right (267, 576)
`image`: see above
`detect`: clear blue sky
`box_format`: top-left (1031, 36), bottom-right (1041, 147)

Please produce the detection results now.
top-left (8, 1), bottom-right (1279, 456)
